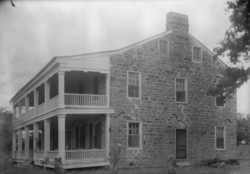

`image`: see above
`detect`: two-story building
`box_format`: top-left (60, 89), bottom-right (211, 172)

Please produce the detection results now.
top-left (10, 12), bottom-right (237, 169)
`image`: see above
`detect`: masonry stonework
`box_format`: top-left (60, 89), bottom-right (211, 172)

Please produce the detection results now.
top-left (109, 12), bottom-right (237, 167)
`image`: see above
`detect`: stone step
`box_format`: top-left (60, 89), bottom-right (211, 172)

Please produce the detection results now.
top-left (176, 162), bottom-right (192, 167)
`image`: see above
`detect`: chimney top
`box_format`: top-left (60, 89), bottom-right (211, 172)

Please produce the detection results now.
top-left (166, 12), bottom-right (189, 34)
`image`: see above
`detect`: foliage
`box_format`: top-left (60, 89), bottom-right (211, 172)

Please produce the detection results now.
top-left (209, 0), bottom-right (250, 100)
top-left (237, 113), bottom-right (250, 144)
top-left (0, 107), bottom-right (13, 173)
top-left (0, 107), bottom-right (13, 153)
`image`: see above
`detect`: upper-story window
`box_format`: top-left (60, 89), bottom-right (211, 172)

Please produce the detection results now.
top-left (193, 46), bottom-right (202, 62)
top-left (128, 122), bottom-right (142, 149)
top-left (216, 96), bottom-right (225, 107)
top-left (215, 126), bottom-right (226, 150)
top-left (176, 78), bottom-right (187, 103)
top-left (128, 71), bottom-right (141, 99)
top-left (159, 40), bottom-right (169, 55)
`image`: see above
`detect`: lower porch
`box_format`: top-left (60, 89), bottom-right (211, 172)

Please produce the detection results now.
top-left (12, 113), bottom-right (111, 169)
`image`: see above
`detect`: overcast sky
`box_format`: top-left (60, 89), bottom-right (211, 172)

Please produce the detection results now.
top-left (0, 0), bottom-right (249, 114)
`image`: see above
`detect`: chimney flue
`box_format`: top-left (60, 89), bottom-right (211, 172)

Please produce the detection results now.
top-left (166, 12), bottom-right (189, 34)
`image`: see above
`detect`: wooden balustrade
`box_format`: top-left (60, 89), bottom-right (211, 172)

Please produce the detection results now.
top-left (26, 109), bottom-right (34, 120)
top-left (20, 151), bottom-right (25, 158)
top-left (35, 151), bottom-right (44, 159)
top-left (47, 96), bottom-right (59, 112)
top-left (65, 149), bottom-right (107, 161)
top-left (36, 103), bottom-right (45, 116)
top-left (65, 93), bottom-right (107, 107)
top-left (47, 151), bottom-right (58, 160)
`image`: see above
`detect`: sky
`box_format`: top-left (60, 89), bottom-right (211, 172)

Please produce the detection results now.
top-left (0, 0), bottom-right (249, 114)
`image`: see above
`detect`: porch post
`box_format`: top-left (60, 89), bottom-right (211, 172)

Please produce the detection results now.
top-left (25, 96), bottom-right (29, 120)
top-left (34, 89), bottom-right (38, 117)
top-left (12, 130), bottom-right (16, 158)
top-left (44, 82), bottom-right (50, 112)
top-left (58, 114), bottom-right (66, 162)
top-left (25, 126), bottom-right (30, 158)
top-left (58, 71), bottom-right (65, 108)
top-left (33, 123), bottom-right (38, 159)
top-left (105, 114), bottom-right (110, 157)
top-left (18, 101), bottom-right (22, 118)
top-left (44, 119), bottom-right (50, 157)
top-left (106, 74), bottom-right (110, 107)
top-left (18, 128), bottom-right (22, 158)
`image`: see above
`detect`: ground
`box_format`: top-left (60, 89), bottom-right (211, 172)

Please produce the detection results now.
top-left (5, 158), bottom-right (250, 174)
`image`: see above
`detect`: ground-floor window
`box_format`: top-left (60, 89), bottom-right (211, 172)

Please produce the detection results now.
top-left (215, 126), bottom-right (226, 150)
top-left (79, 125), bottom-right (86, 149)
top-left (128, 122), bottom-right (141, 149)
top-left (66, 129), bottom-right (72, 150)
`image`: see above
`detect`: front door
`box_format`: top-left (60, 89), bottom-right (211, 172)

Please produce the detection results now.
top-left (176, 129), bottom-right (187, 159)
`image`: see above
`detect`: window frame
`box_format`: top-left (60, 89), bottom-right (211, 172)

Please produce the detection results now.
top-left (175, 77), bottom-right (188, 103)
top-left (215, 126), bottom-right (226, 150)
top-left (192, 46), bottom-right (202, 63)
top-left (127, 121), bottom-right (142, 150)
top-left (214, 78), bottom-right (226, 108)
top-left (127, 71), bottom-right (141, 100)
top-left (158, 39), bottom-right (169, 55)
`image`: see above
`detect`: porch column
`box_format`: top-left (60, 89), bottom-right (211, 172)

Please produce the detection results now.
top-left (44, 119), bottom-right (50, 157)
top-left (13, 105), bottom-right (16, 119)
top-left (44, 82), bottom-right (50, 112)
top-left (12, 130), bottom-right (16, 158)
top-left (25, 126), bottom-right (30, 158)
top-left (25, 96), bottom-right (29, 120)
top-left (105, 114), bottom-right (110, 157)
top-left (18, 101), bottom-right (22, 118)
top-left (106, 74), bottom-right (110, 107)
top-left (34, 89), bottom-right (38, 117)
top-left (33, 123), bottom-right (38, 159)
top-left (58, 114), bottom-right (66, 162)
top-left (58, 71), bottom-right (65, 108)
top-left (18, 128), bottom-right (22, 158)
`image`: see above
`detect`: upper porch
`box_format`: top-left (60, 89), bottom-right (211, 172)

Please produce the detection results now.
top-left (11, 55), bottom-right (111, 127)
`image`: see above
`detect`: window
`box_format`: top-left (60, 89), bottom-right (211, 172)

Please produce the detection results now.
top-left (159, 40), bottom-right (169, 55)
top-left (176, 78), bottom-right (187, 103)
top-left (128, 71), bottom-right (141, 99)
top-left (193, 46), bottom-right (201, 62)
top-left (79, 125), bottom-right (86, 149)
top-left (216, 96), bottom-right (225, 107)
top-left (215, 127), bottom-right (225, 150)
top-left (128, 122), bottom-right (141, 149)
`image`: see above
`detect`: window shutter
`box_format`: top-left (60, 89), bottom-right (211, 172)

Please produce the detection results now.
top-left (89, 124), bottom-right (93, 149)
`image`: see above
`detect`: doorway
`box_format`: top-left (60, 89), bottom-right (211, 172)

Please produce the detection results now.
top-left (176, 129), bottom-right (187, 159)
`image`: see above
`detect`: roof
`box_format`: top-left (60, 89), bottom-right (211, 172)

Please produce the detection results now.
top-left (10, 30), bottom-right (226, 103)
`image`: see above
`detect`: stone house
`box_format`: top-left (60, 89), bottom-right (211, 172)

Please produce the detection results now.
top-left (10, 12), bottom-right (237, 169)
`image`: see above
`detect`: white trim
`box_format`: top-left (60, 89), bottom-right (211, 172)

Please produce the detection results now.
top-left (175, 77), bottom-right (188, 104)
top-left (158, 39), bottom-right (169, 55)
top-left (127, 121), bottom-right (142, 150)
top-left (215, 126), bottom-right (226, 150)
top-left (127, 71), bottom-right (141, 100)
top-left (192, 46), bottom-right (202, 63)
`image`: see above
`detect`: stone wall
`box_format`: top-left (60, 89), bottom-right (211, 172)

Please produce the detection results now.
top-left (237, 145), bottom-right (250, 158)
top-left (108, 13), bottom-right (237, 168)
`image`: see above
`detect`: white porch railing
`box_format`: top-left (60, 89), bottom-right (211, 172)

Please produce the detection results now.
top-left (36, 103), bottom-right (45, 116)
top-left (19, 113), bottom-right (25, 122)
top-left (26, 108), bottom-right (34, 120)
top-left (35, 151), bottom-right (44, 159)
top-left (65, 93), bottom-right (107, 107)
top-left (20, 151), bottom-right (25, 158)
top-left (47, 151), bottom-right (58, 160)
top-left (13, 151), bottom-right (17, 158)
top-left (65, 149), bottom-right (107, 161)
top-left (47, 96), bottom-right (58, 112)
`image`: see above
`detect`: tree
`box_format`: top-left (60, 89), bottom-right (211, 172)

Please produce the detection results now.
top-left (237, 113), bottom-right (250, 144)
top-left (208, 0), bottom-right (250, 101)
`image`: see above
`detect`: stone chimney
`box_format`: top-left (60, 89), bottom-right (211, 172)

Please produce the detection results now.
top-left (166, 12), bottom-right (189, 34)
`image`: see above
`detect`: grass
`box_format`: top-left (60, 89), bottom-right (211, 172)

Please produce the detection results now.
top-left (6, 159), bottom-right (250, 174)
